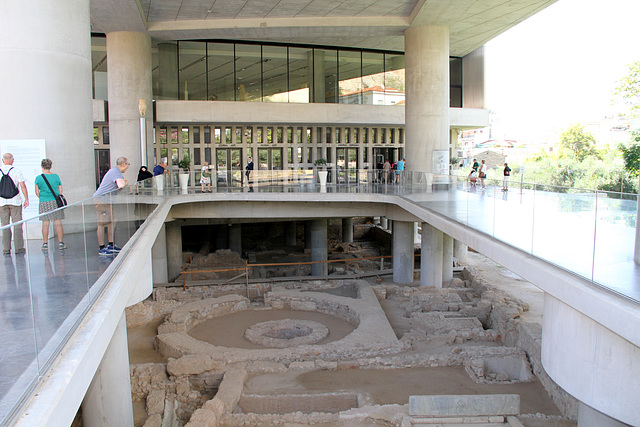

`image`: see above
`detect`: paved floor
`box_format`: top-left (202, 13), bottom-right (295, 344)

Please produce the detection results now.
top-left (0, 179), bottom-right (638, 423)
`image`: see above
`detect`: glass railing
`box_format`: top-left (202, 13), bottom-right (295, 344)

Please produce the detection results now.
top-left (1, 169), bottom-right (638, 423)
top-left (0, 182), bottom-right (158, 424)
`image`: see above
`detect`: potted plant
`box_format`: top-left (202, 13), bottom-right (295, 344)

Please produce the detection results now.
top-left (178, 156), bottom-right (190, 190)
top-left (314, 158), bottom-right (328, 186)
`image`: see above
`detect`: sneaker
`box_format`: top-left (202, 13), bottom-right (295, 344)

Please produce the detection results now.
top-left (42, 243), bottom-right (48, 251)
top-left (3, 250), bottom-right (10, 256)
top-left (98, 247), bottom-right (114, 256)
top-left (58, 242), bottom-right (67, 250)
top-left (107, 244), bottom-right (121, 253)
top-left (15, 249), bottom-right (25, 255)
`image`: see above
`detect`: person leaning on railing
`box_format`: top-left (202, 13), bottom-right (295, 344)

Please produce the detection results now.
top-left (93, 157), bottom-right (129, 256)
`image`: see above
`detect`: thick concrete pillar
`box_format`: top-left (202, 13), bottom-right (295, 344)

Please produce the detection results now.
top-left (310, 219), bottom-right (327, 276)
top-left (421, 223), bottom-right (443, 288)
top-left (106, 32), bottom-right (153, 180)
top-left (380, 216), bottom-right (388, 230)
top-left (152, 224), bottom-right (168, 284)
top-left (454, 239), bottom-right (468, 261)
top-left (82, 312), bottom-right (134, 427)
top-left (342, 218), bottom-right (353, 243)
top-left (285, 221), bottom-right (297, 246)
top-left (216, 224), bottom-right (228, 250)
top-left (392, 221), bottom-right (414, 284)
top-left (166, 222), bottom-right (182, 281)
top-left (157, 43), bottom-right (178, 100)
top-left (304, 221), bottom-right (311, 249)
top-left (442, 234), bottom-right (454, 285)
top-left (404, 25), bottom-right (450, 173)
top-left (0, 0), bottom-right (94, 201)
top-left (578, 402), bottom-right (629, 427)
top-left (228, 224), bottom-right (242, 255)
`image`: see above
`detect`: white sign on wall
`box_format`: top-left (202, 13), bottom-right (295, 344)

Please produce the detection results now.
top-left (432, 149), bottom-right (449, 175)
top-left (0, 139), bottom-right (47, 222)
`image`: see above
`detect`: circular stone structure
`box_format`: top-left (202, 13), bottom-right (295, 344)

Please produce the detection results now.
top-left (244, 319), bottom-right (329, 348)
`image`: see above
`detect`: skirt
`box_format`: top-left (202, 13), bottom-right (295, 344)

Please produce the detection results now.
top-left (39, 200), bottom-right (65, 221)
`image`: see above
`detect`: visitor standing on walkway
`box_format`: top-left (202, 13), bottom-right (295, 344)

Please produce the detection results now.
top-left (34, 159), bottom-right (66, 251)
top-left (472, 159), bottom-right (479, 172)
top-left (396, 158), bottom-right (405, 184)
top-left (383, 159), bottom-right (391, 183)
top-left (245, 157), bottom-right (254, 192)
top-left (479, 160), bottom-right (487, 189)
top-left (502, 163), bottom-right (511, 191)
top-left (200, 161), bottom-right (212, 193)
top-left (93, 157), bottom-right (129, 256)
top-left (153, 157), bottom-right (168, 176)
top-left (0, 153), bottom-right (29, 256)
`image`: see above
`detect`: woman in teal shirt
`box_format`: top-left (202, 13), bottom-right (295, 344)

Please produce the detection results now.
top-left (34, 158), bottom-right (65, 251)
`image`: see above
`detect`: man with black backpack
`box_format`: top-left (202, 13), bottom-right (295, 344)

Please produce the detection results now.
top-left (0, 153), bottom-right (29, 255)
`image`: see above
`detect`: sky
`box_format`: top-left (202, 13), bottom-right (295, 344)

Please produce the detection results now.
top-left (484, 0), bottom-right (640, 143)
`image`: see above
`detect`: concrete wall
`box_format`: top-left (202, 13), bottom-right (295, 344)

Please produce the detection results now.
top-left (462, 47), bottom-right (485, 109)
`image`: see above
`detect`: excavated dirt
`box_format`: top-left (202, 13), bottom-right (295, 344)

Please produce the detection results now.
top-left (126, 226), bottom-right (577, 427)
top-left (188, 309), bottom-right (355, 349)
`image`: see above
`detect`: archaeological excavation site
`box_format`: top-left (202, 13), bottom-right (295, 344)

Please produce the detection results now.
top-left (124, 219), bottom-right (578, 427)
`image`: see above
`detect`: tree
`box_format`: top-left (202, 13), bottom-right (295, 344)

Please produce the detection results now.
top-left (559, 124), bottom-right (597, 161)
top-left (620, 130), bottom-right (640, 177)
top-left (613, 61), bottom-right (640, 117)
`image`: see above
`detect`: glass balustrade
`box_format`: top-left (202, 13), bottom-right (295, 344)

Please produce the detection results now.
top-left (0, 169), bottom-right (638, 423)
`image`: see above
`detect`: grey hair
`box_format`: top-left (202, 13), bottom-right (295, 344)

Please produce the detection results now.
top-left (41, 158), bottom-right (53, 169)
top-left (116, 157), bottom-right (128, 166)
top-left (2, 153), bottom-right (13, 162)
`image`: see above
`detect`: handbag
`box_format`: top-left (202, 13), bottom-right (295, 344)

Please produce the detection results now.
top-left (479, 172), bottom-right (486, 179)
top-left (41, 174), bottom-right (67, 208)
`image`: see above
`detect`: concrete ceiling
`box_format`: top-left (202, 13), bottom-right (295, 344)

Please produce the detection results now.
top-left (91, 0), bottom-right (557, 56)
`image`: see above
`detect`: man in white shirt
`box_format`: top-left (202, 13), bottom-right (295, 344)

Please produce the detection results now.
top-left (0, 153), bottom-right (29, 255)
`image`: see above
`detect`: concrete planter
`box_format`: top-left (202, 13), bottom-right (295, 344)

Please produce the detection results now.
top-left (154, 174), bottom-right (164, 191)
top-left (178, 173), bottom-right (189, 190)
top-left (318, 170), bottom-right (328, 186)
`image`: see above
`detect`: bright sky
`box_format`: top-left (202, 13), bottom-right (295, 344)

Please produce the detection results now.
top-left (485, 0), bottom-right (640, 143)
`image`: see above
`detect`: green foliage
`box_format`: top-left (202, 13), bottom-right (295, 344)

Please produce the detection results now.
top-left (558, 124), bottom-right (598, 161)
top-left (178, 156), bottom-right (190, 171)
top-left (619, 130), bottom-right (640, 177)
top-left (613, 61), bottom-right (640, 117)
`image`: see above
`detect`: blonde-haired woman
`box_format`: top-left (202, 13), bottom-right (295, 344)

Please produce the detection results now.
top-left (34, 158), bottom-right (65, 251)
top-left (200, 161), bottom-right (212, 192)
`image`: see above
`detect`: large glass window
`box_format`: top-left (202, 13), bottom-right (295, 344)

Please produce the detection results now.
top-left (339, 50), bottom-right (362, 104)
top-left (450, 57), bottom-right (463, 108)
top-left (208, 43), bottom-right (235, 101)
top-left (313, 49), bottom-right (338, 103)
top-left (384, 53), bottom-right (405, 105)
top-left (362, 52), bottom-right (384, 105)
top-left (235, 44), bottom-right (262, 101)
top-left (288, 47), bottom-right (311, 103)
top-left (262, 45), bottom-right (288, 102)
top-left (178, 42), bottom-right (207, 100)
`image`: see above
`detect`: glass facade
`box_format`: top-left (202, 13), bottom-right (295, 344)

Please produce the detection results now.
top-left (91, 36), bottom-right (464, 106)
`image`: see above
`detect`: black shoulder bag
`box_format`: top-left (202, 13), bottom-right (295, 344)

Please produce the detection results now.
top-left (41, 174), bottom-right (68, 208)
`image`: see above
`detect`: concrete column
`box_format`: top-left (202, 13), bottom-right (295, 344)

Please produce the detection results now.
top-left (82, 312), bottom-right (134, 427)
top-left (380, 216), bottom-right (388, 229)
top-left (311, 50), bottom-right (325, 103)
top-left (442, 233), bottom-right (454, 285)
top-left (421, 223), bottom-right (443, 288)
top-left (228, 223), bottom-right (242, 255)
top-left (404, 25), bottom-right (450, 173)
top-left (166, 222), bottom-right (183, 281)
top-left (106, 31), bottom-right (153, 180)
top-left (158, 43), bottom-right (178, 100)
top-left (285, 221), bottom-right (297, 246)
top-left (152, 224), bottom-right (168, 284)
top-left (216, 224), bottom-right (229, 250)
top-left (454, 239), bottom-right (468, 261)
top-left (393, 221), bottom-right (414, 284)
top-left (578, 402), bottom-right (629, 427)
top-left (0, 0), bottom-right (94, 201)
top-left (310, 219), bottom-right (327, 276)
top-left (342, 218), bottom-right (353, 243)
top-left (304, 220), bottom-right (311, 249)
